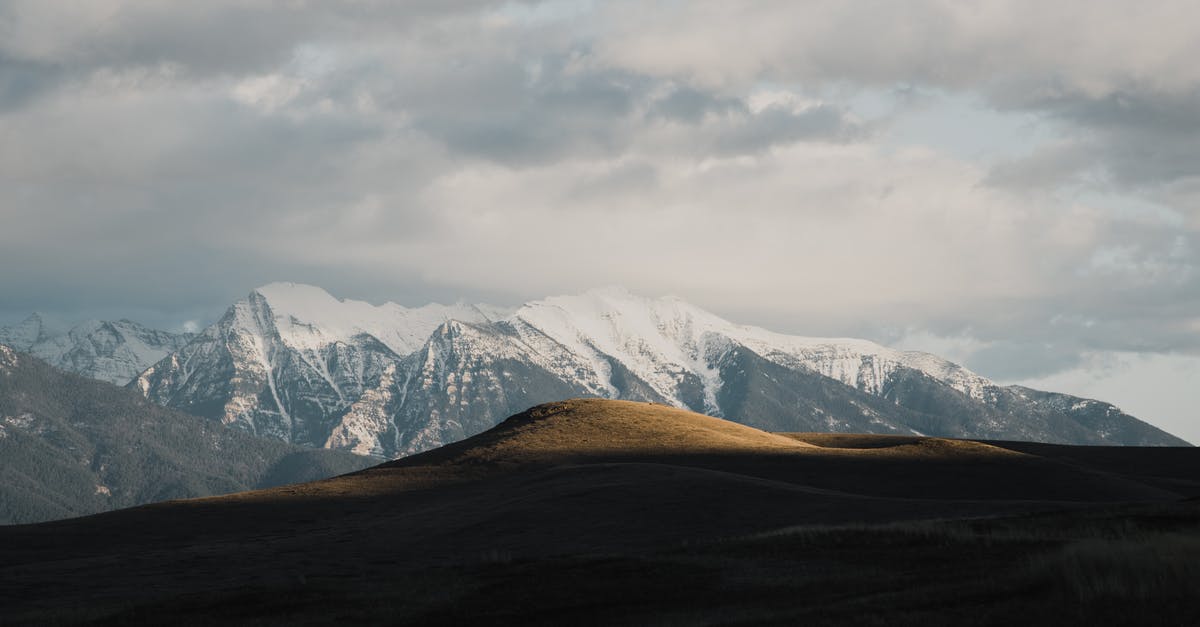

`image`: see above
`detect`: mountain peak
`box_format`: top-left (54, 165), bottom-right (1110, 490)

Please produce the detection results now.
top-left (252, 282), bottom-right (344, 310)
top-left (0, 315), bottom-right (192, 385)
top-left (0, 312), bottom-right (52, 348)
top-left (132, 283), bottom-right (1190, 456)
top-left (244, 282), bottom-right (511, 355)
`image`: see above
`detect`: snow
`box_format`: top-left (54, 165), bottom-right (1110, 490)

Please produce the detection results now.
top-left (0, 314), bottom-right (46, 347)
top-left (327, 363), bottom-right (400, 456)
top-left (249, 284), bottom-right (999, 433)
top-left (3, 413), bottom-right (35, 428)
top-left (0, 316), bottom-right (190, 385)
top-left (512, 287), bottom-right (995, 406)
top-left (514, 287), bottom-right (734, 413)
top-left (254, 282), bottom-right (513, 355)
top-left (136, 282), bottom-right (1015, 456)
top-left (0, 344), bottom-right (17, 370)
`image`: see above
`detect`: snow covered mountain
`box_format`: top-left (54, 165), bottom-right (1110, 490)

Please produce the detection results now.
top-left (0, 315), bottom-right (193, 385)
top-left (132, 283), bottom-right (1189, 457)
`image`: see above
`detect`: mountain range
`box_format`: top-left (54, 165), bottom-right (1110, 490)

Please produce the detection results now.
top-left (114, 283), bottom-right (1187, 457)
top-left (0, 314), bottom-right (192, 385)
top-left (0, 344), bottom-right (373, 524)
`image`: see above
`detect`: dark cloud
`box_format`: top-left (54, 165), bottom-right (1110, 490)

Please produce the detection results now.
top-left (412, 61), bottom-right (644, 164)
top-left (965, 341), bottom-right (1086, 381)
top-left (983, 140), bottom-right (1095, 190)
top-left (711, 103), bottom-right (865, 154)
top-left (651, 86), bottom-right (740, 122)
top-left (0, 54), bottom-right (62, 111)
top-left (986, 86), bottom-right (1200, 201)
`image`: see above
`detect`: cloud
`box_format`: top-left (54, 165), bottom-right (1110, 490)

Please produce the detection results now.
top-left (592, 1), bottom-right (1200, 207)
top-left (0, 0), bottom-right (1198, 396)
top-left (592, 1), bottom-right (1200, 95)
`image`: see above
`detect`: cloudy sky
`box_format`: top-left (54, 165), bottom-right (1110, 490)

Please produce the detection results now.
top-left (1, 1), bottom-right (1197, 440)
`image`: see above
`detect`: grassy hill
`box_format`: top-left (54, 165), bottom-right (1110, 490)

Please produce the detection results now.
top-left (1, 398), bottom-right (1197, 624)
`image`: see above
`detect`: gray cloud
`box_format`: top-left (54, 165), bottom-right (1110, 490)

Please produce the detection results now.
top-left (710, 103), bottom-right (864, 154)
top-left (0, 0), bottom-right (1198, 403)
top-left (983, 86), bottom-right (1200, 212)
top-left (652, 86), bottom-right (740, 122)
top-left (0, 53), bottom-right (61, 110)
top-left (965, 341), bottom-right (1087, 381)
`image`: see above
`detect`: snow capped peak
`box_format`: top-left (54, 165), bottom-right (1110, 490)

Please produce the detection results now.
top-left (252, 282), bottom-right (346, 315)
top-left (0, 316), bottom-right (191, 385)
top-left (0, 313), bottom-right (49, 348)
top-left (511, 287), bottom-right (994, 401)
top-left (132, 282), bottom-right (1186, 455)
top-left (513, 288), bottom-right (738, 412)
top-left (245, 282), bottom-right (513, 355)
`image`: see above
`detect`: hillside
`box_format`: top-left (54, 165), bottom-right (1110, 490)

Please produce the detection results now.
top-left (0, 345), bottom-right (374, 524)
top-left (2, 399), bottom-right (1197, 624)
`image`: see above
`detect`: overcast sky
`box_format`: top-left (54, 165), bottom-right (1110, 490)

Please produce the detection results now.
top-left (1, 1), bottom-right (1197, 441)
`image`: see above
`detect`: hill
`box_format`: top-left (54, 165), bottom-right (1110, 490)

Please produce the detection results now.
top-left (0, 345), bottom-right (375, 524)
top-left (1, 399), bottom-right (1197, 624)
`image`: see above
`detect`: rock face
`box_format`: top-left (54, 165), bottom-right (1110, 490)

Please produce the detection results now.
top-left (131, 283), bottom-right (1190, 457)
top-left (0, 315), bottom-right (193, 385)
top-left (0, 345), bottom-right (375, 525)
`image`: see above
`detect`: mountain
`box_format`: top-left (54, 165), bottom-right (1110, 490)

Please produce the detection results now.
top-left (0, 344), bottom-right (374, 524)
top-left (132, 283), bottom-right (1188, 457)
top-left (0, 314), bottom-right (193, 385)
top-left (3, 399), bottom-right (1198, 625)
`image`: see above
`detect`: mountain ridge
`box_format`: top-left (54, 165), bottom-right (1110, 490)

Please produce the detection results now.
top-left (126, 283), bottom-right (1188, 455)
top-left (0, 343), bottom-right (375, 524)
top-left (0, 314), bottom-right (193, 385)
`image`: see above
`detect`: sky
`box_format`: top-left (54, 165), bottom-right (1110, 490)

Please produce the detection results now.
top-left (1, 1), bottom-right (1197, 441)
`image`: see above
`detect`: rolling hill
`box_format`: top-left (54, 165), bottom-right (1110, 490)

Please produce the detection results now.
top-left (2, 399), bottom-right (1196, 624)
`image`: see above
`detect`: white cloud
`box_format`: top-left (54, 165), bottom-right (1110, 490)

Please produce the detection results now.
top-left (592, 1), bottom-right (1200, 95)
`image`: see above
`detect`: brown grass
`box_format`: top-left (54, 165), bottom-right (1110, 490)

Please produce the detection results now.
top-left (3, 398), bottom-right (1198, 625)
top-left (402, 398), bottom-right (817, 463)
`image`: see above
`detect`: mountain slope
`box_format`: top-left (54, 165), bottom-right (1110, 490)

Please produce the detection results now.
top-left (131, 284), bottom-right (1188, 457)
top-left (0, 345), bottom-right (374, 524)
top-left (0, 314), bottom-right (193, 385)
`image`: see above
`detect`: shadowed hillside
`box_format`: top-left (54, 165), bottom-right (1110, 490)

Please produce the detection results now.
top-left (0, 345), bottom-right (375, 524)
top-left (2, 399), bottom-right (1198, 625)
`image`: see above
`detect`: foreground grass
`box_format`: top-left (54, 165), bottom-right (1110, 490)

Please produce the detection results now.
top-left (17, 503), bottom-right (1200, 626)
